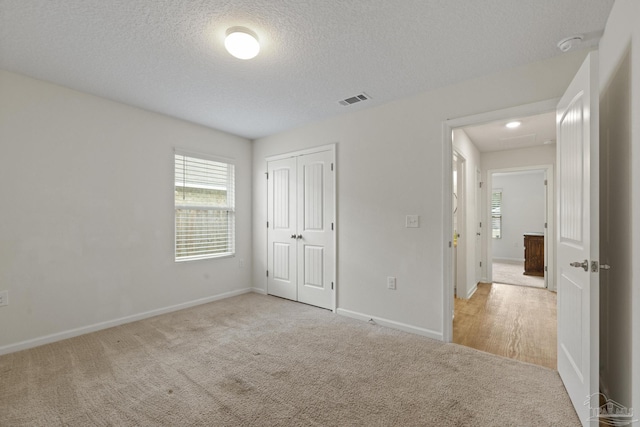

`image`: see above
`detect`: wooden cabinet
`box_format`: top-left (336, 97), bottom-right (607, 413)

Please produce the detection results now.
top-left (524, 233), bottom-right (544, 276)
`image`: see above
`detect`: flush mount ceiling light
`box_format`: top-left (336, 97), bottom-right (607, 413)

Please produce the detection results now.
top-left (557, 35), bottom-right (583, 52)
top-left (506, 121), bottom-right (522, 129)
top-left (225, 27), bottom-right (260, 60)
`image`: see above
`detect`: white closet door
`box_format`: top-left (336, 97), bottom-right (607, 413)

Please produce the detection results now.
top-left (296, 150), bottom-right (334, 310)
top-left (267, 157), bottom-right (297, 301)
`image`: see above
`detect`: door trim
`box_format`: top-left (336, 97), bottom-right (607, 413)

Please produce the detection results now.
top-left (442, 98), bottom-right (559, 342)
top-left (265, 144), bottom-right (337, 312)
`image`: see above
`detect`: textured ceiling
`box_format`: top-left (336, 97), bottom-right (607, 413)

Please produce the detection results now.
top-left (463, 111), bottom-right (556, 153)
top-left (0, 0), bottom-right (614, 139)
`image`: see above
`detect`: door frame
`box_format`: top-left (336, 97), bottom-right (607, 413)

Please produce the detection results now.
top-left (486, 165), bottom-right (554, 290)
top-left (265, 143), bottom-right (337, 312)
top-left (442, 98), bottom-right (559, 342)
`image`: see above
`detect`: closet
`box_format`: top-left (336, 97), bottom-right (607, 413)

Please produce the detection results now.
top-left (266, 146), bottom-right (335, 310)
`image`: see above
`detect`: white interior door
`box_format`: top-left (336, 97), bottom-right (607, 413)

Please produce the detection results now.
top-left (267, 148), bottom-right (335, 310)
top-left (267, 157), bottom-right (297, 301)
top-left (475, 168), bottom-right (482, 283)
top-left (296, 150), bottom-right (334, 310)
top-left (556, 52), bottom-right (599, 426)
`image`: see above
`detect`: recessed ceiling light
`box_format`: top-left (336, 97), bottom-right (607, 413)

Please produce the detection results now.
top-left (225, 27), bottom-right (260, 60)
top-left (506, 121), bottom-right (521, 129)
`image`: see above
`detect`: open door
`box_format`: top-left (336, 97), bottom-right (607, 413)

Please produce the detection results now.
top-left (556, 52), bottom-right (599, 425)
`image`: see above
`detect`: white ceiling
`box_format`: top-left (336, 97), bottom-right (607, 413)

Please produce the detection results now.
top-left (0, 1), bottom-right (614, 140)
top-left (462, 111), bottom-right (557, 153)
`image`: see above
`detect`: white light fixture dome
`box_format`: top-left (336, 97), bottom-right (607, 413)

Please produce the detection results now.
top-left (225, 27), bottom-right (260, 60)
top-left (506, 121), bottom-right (521, 129)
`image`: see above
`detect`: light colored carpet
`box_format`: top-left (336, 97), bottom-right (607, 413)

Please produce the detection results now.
top-left (0, 293), bottom-right (579, 426)
top-left (493, 260), bottom-right (545, 288)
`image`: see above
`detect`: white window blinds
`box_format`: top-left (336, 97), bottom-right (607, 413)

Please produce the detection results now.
top-left (174, 152), bottom-right (235, 261)
top-left (491, 189), bottom-right (502, 239)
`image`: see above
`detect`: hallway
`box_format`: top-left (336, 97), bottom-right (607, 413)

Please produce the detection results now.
top-left (453, 282), bottom-right (556, 369)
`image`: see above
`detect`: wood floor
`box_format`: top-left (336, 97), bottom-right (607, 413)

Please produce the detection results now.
top-left (453, 282), bottom-right (557, 369)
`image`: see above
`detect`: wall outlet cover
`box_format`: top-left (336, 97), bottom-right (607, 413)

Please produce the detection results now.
top-left (406, 215), bottom-right (420, 228)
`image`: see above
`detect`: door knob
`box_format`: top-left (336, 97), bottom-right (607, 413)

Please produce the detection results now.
top-left (297, 234), bottom-right (303, 239)
top-left (570, 260), bottom-right (589, 271)
top-left (291, 234), bottom-right (297, 239)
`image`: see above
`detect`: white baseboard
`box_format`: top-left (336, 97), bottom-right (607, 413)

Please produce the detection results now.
top-left (0, 287), bottom-right (253, 356)
top-left (336, 308), bottom-right (443, 341)
top-left (466, 284), bottom-right (478, 299)
top-left (250, 287), bottom-right (267, 295)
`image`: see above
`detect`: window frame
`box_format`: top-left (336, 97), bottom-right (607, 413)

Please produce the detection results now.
top-left (491, 189), bottom-right (503, 239)
top-left (174, 149), bottom-right (236, 262)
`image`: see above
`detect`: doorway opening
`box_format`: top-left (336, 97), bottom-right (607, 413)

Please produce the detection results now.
top-left (443, 100), bottom-right (558, 369)
top-left (488, 167), bottom-right (551, 290)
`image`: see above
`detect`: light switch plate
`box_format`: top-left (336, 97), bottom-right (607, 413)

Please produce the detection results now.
top-left (406, 215), bottom-right (420, 228)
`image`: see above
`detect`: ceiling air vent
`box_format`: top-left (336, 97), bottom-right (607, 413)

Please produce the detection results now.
top-left (338, 93), bottom-right (371, 106)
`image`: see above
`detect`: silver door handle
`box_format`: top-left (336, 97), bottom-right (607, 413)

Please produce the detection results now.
top-left (476, 233), bottom-right (481, 236)
top-left (570, 260), bottom-right (589, 271)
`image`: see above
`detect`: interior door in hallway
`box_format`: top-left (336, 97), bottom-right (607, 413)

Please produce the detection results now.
top-left (267, 148), bottom-right (335, 310)
top-left (556, 52), bottom-right (599, 426)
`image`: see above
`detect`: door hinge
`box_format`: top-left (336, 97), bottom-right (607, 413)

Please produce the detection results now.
top-left (331, 222), bottom-right (334, 230)
top-left (479, 222), bottom-right (482, 228)
top-left (331, 282), bottom-right (334, 290)
top-left (544, 179), bottom-right (548, 185)
top-left (544, 222), bottom-right (547, 229)
top-left (480, 261), bottom-right (482, 267)
top-left (265, 172), bottom-right (269, 179)
top-left (331, 163), bottom-right (334, 171)
top-left (545, 266), bottom-right (548, 272)
top-left (267, 221), bottom-right (269, 228)
top-left (449, 241), bottom-right (452, 248)
top-left (479, 182), bottom-right (483, 188)
top-left (266, 270), bottom-right (269, 277)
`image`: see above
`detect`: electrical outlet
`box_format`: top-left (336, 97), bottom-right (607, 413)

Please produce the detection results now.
top-left (387, 277), bottom-right (397, 290)
top-left (406, 215), bottom-right (419, 228)
top-left (0, 290), bottom-right (8, 307)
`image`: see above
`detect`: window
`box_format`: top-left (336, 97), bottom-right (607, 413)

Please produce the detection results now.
top-left (174, 152), bottom-right (235, 261)
top-left (491, 189), bottom-right (502, 239)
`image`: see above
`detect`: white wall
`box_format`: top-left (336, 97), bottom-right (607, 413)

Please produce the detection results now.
top-left (597, 0), bottom-right (640, 413)
top-left (452, 129), bottom-right (481, 297)
top-left (481, 144), bottom-right (556, 171)
top-left (492, 171), bottom-right (545, 261)
top-left (0, 71), bottom-right (253, 353)
top-left (253, 50), bottom-right (588, 339)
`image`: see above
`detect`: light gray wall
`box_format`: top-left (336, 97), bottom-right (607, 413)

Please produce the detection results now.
top-left (491, 171), bottom-right (545, 261)
top-left (253, 50), bottom-right (588, 339)
top-left (0, 71), bottom-right (253, 353)
top-left (598, 0), bottom-right (639, 412)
